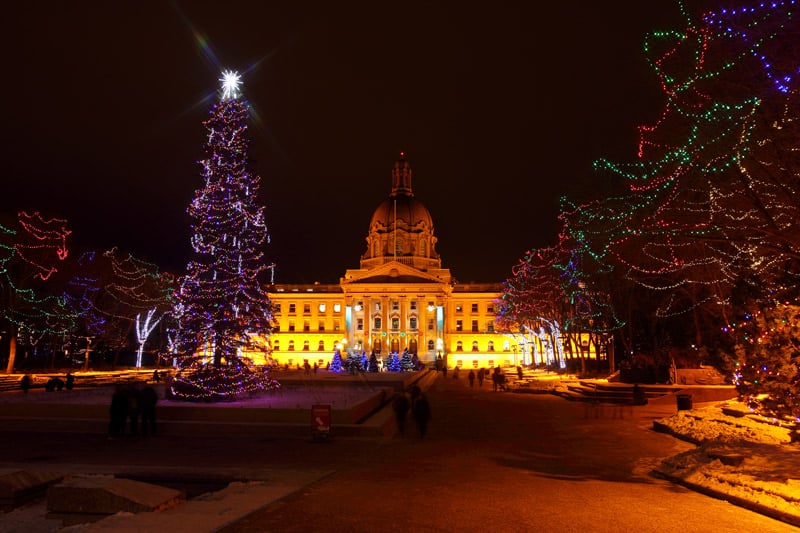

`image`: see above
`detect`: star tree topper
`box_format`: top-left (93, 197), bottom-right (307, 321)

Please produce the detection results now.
top-left (219, 70), bottom-right (242, 100)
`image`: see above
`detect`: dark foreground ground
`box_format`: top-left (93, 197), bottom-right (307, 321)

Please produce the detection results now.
top-left (0, 371), bottom-right (796, 532)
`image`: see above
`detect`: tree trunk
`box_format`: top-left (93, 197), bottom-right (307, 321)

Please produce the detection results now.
top-left (5, 332), bottom-right (16, 374)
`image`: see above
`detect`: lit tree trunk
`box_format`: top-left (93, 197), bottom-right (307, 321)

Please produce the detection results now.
top-left (5, 329), bottom-right (16, 374)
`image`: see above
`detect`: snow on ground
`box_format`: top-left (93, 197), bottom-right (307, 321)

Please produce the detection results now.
top-left (653, 399), bottom-right (800, 525)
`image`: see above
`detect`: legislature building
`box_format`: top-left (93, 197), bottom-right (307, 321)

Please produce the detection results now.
top-left (266, 155), bottom-right (524, 370)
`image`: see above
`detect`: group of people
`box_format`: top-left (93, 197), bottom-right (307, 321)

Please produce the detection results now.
top-left (109, 384), bottom-right (159, 438)
top-left (19, 372), bottom-right (75, 393)
top-left (392, 384), bottom-right (431, 438)
top-left (460, 367), bottom-right (507, 391)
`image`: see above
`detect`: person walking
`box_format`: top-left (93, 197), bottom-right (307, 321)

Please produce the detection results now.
top-left (468, 369), bottom-right (475, 388)
top-left (477, 368), bottom-right (485, 388)
top-left (109, 386), bottom-right (128, 438)
top-left (392, 392), bottom-right (410, 437)
top-left (412, 393), bottom-right (431, 438)
top-left (140, 386), bottom-right (158, 436)
top-left (20, 374), bottom-right (31, 394)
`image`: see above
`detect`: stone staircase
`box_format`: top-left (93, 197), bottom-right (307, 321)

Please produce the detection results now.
top-left (553, 381), bottom-right (676, 404)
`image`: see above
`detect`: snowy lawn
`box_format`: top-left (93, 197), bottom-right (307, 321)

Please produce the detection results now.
top-left (653, 399), bottom-right (800, 525)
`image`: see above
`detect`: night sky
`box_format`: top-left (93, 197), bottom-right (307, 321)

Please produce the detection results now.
top-left (1, 1), bottom-right (689, 284)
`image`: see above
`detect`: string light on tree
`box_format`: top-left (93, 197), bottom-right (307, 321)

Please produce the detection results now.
top-left (170, 70), bottom-right (276, 401)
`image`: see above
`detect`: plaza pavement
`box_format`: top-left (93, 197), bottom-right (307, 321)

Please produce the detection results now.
top-left (0, 368), bottom-right (793, 531)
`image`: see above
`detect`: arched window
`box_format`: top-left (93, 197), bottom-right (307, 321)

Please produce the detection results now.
top-left (303, 340), bottom-right (310, 351)
top-left (456, 341), bottom-right (463, 351)
top-left (427, 339), bottom-right (435, 351)
top-left (472, 340), bottom-right (479, 352)
top-left (503, 340), bottom-right (510, 352)
top-left (288, 340), bottom-right (295, 351)
top-left (488, 340), bottom-right (494, 352)
top-left (409, 316), bottom-right (417, 330)
top-left (272, 340), bottom-right (280, 351)
top-left (317, 340), bottom-right (325, 351)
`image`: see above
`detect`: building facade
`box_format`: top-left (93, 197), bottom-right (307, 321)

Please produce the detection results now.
top-left (266, 155), bottom-right (524, 370)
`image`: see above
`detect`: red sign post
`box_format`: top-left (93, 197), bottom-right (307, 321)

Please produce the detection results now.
top-left (311, 404), bottom-right (331, 441)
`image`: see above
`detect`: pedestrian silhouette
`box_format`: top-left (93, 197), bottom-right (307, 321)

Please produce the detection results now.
top-left (477, 368), bottom-right (485, 387)
top-left (109, 386), bottom-right (128, 438)
top-left (20, 374), bottom-right (31, 394)
top-left (412, 393), bottom-right (431, 438)
top-left (126, 386), bottom-right (141, 435)
top-left (392, 392), bottom-right (410, 437)
top-left (468, 369), bottom-right (475, 388)
top-left (140, 386), bottom-right (158, 436)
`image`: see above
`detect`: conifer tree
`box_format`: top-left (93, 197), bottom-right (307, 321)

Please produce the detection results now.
top-left (173, 71), bottom-right (273, 366)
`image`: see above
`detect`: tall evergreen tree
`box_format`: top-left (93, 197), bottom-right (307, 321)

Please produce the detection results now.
top-left (173, 71), bottom-right (273, 368)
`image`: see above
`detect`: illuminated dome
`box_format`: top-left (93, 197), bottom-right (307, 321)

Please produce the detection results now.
top-left (361, 155), bottom-right (441, 270)
top-left (369, 195), bottom-right (433, 231)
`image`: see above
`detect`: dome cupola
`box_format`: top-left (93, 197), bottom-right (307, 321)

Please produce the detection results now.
top-left (361, 154), bottom-right (441, 271)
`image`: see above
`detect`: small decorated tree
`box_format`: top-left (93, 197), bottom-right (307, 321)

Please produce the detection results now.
top-left (330, 348), bottom-right (343, 373)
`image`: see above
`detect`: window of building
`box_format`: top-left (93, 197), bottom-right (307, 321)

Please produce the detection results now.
top-left (455, 304), bottom-right (463, 313)
top-left (472, 340), bottom-right (479, 352)
top-left (273, 323), bottom-right (280, 332)
top-left (392, 300), bottom-right (399, 311)
top-left (274, 303), bottom-right (281, 313)
top-left (374, 317), bottom-right (382, 329)
top-left (488, 340), bottom-right (495, 352)
top-left (288, 321), bottom-right (295, 332)
top-left (318, 340), bottom-right (325, 351)
top-left (333, 303), bottom-right (341, 313)
top-left (456, 360), bottom-right (463, 368)
top-left (503, 340), bottom-right (511, 352)
top-left (391, 317), bottom-right (399, 330)
top-left (456, 341), bottom-right (463, 351)
top-left (456, 320), bottom-right (463, 332)
top-left (428, 318), bottom-right (434, 331)
top-left (473, 360), bottom-right (479, 368)
top-left (318, 303), bottom-right (326, 313)
top-left (427, 339), bottom-right (435, 351)
top-left (272, 340), bottom-right (280, 351)
top-left (375, 302), bottom-right (381, 311)
top-left (357, 318), bottom-right (363, 331)
top-left (303, 320), bottom-right (310, 332)
top-left (488, 360), bottom-right (494, 367)
top-left (318, 321), bottom-right (325, 332)
top-left (471, 303), bottom-right (478, 313)
top-left (409, 317), bottom-right (417, 330)
top-left (303, 303), bottom-right (311, 315)
top-left (471, 320), bottom-right (478, 332)
top-left (288, 340), bottom-right (295, 351)
top-left (487, 321), bottom-right (494, 333)
top-left (289, 303), bottom-right (296, 314)
top-left (333, 321), bottom-right (340, 331)
top-left (302, 340), bottom-right (310, 351)
top-left (487, 304), bottom-right (495, 313)
top-left (410, 300), bottom-right (417, 311)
